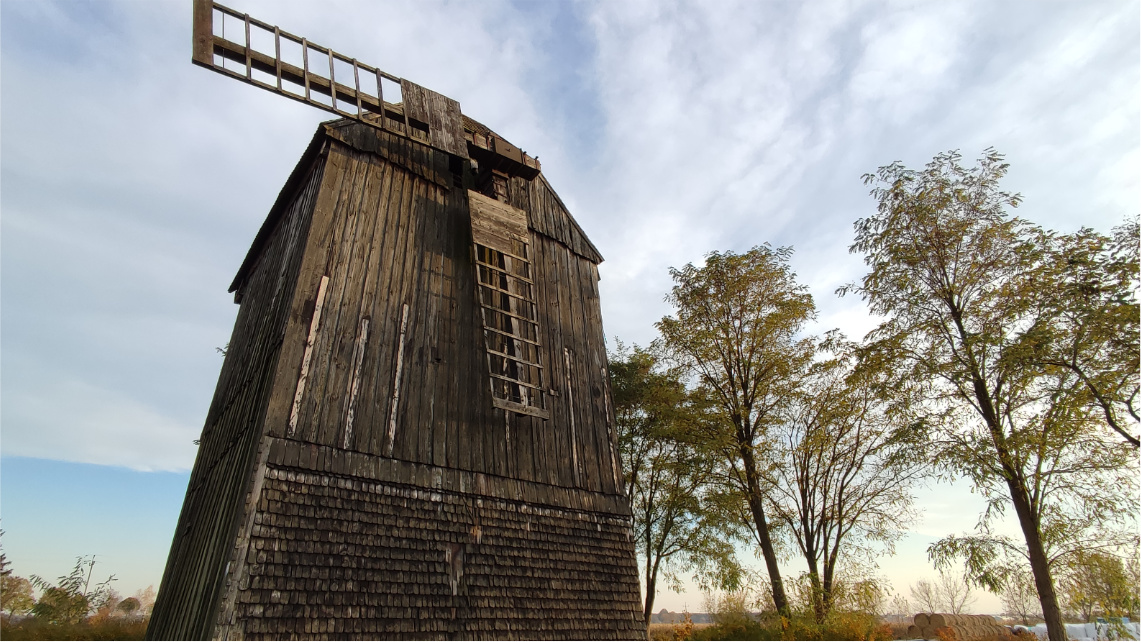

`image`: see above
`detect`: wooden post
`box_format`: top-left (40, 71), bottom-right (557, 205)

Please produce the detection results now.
top-left (191, 0), bottom-right (213, 66)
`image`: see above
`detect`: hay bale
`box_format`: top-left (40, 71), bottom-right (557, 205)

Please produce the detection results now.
top-left (908, 624), bottom-right (922, 638)
top-left (915, 613), bottom-right (930, 626)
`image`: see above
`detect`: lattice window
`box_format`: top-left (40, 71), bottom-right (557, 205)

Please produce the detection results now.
top-left (468, 190), bottom-right (548, 419)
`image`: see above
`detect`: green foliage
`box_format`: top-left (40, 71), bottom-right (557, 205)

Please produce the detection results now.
top-left (658, 245), bottom-right (816, 615)
top-left (766, 333), bottom-right (924, 621)
top-left (689, 591), bottom-right (892, 641)
top-left (2, 575), bottom-right (35, 617)
top-left (610, 342), bottom-right (743, 627)
top-left (30, 557), bottom-right (115, 626)
top-left (1057, 550), bottom-right (1140, 621)
top-left (848, 149), bottom-right (1139, 638)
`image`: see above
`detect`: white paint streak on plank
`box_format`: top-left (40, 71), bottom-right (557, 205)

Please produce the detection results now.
top-left (564, 347), bottom-right (580, 487)
top-left (385, 303), bottom-right (410, 457)
top-left (342, 316), bottom-right (370, 449)
top-left (602, 365), bottom-right (620, 490)
top-left (288, 275), bottom-right (329, 435)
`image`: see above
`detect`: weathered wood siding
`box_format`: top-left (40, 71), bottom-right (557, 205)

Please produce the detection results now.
top-left (152, 118), bottom-right (641, 640)
top-left (269, 122), bottom-right (623, 496)
top-left (148, 153), bottom-right (327, 641)
top-left (221, 465), bottom-right (643, 640)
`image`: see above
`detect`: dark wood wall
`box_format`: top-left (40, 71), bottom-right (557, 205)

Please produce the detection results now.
top-left (148, 154), bottom-right (327, 641)
top-left (265, 123), bottom-right (623, 496)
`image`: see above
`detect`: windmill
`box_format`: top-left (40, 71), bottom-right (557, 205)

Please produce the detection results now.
top-left (146, 2), bottom-right (643, 640)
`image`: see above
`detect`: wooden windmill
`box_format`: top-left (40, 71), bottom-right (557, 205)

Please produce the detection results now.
top-left (146, 2), bottom-right (643, 640)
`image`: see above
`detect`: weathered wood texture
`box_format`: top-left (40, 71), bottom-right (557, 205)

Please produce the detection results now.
top-left (148, 151), bottom-right (327, 641)
top-left (227, 467), bottom-right (648, 638)
top-left (265, 122), bottom-right (623, 496)
top-left (228, 466), bottom-right (642, 640)
top-left (151, 117), bottom-right (640, 640)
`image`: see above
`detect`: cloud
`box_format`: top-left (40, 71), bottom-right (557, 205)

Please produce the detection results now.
top-left (3, 375), bottom-right (199, 472)
top-left (2, 0), bottom-right (1137, 475)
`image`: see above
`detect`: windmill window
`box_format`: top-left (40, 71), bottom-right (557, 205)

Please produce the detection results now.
top-left (468, 190), bottom-right (548, 419)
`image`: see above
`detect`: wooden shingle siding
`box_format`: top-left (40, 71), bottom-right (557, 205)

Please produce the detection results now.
top-left (148, 153), bottom-right (327, 641)
top-left (227, 465), bottom-right (642, 640)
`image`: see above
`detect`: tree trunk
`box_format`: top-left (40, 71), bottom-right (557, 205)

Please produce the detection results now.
top-left (954, 308), bottom-right (1068, 642)
top-left (740, 445), bottom-right (789, 615)
top-left (643, 572), bottom-right (656, 639)
top-left (967, 367), bottom-right (1067, 640)
top-left (643, 535), bottom-right (657, 637)
top-left (1005, 472), bottom-right (1067, 640)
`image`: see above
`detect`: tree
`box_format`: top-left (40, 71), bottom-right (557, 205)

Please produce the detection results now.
top-left (1031, 221), bottom-right (1139, 448)
top-left (766, 333), bottom-right (924, 621)
top-left (30, 556), bottom-right (115, 625)
top-left (610, 342), bottom-right (740, 633)
top-left (1057, 550), bottom-right (1140, 622)
top-left (889, 593), bottom-right (913, 618)
top-left (1002, 567), bottom-right (1043, 625)
top-left (909, 570), bottom-right (975, 614)
top-left (847, 149), bottom-right (1139, 640)
top-left (1, 574), bottom-right (35, 617)
top-left (116, 596), bottom-right (142, 619)
top-left (657, 246), bottom-right (816, 615)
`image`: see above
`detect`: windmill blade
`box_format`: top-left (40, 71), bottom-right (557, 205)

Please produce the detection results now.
top-left (191, 0), bottom-right (467, 158)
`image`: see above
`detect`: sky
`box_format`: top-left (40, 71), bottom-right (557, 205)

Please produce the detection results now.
top-left (2, 0), bottom-right (1137, 616)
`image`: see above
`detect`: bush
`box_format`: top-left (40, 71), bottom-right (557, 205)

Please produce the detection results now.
top-left (689, 610), bottom-right (893, 641)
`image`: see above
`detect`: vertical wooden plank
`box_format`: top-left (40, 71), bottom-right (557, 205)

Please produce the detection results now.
top-left (310, 149), bottom-right (374, 447)
top-left (260, 149), bottom-right (343, 440)
top-left (360, 162), bottom-right (407, 456)
top-left (441, 184), bottom-right (463, 471)
top-left (576, 254), bottom-right (614, 494)
top-left (392, 177), bottom-right (430, 462)
top-left (371, 163), bottom-right (418, 459)
top-left (549, 241), bottom-right (579, 488)
top-left (295, 149), bottom-right (366, 443)
top-left (562, 244), bottom-right (600, 492)
top-left (345, 158), bottom-right (394, 452)
top-left (333, 151), bottom-right (388, 451)
top-left (411, 179), bottom-right (445, 466)
top-left (535, 236), bottom-right (569, 488)
top-left (453, 189), bottom-right (477, 474)
top-left (428, 182), bottom-right (451, 469)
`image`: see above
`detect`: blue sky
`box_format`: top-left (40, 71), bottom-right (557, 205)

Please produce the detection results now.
top-left (2, 0), bottom-right (1137, 614)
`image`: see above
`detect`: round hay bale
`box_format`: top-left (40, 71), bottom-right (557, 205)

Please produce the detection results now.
top-left (908, 624), bottom-right (921, 638)
top-left (915, 613), bottom-right (930, 626)
top-left (929, 613), bottom-right (948, 628)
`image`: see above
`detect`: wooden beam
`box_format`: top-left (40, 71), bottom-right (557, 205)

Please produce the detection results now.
top-left (191, 1), bottom-right (468, 159)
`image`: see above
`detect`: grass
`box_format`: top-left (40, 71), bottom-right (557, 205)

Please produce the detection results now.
top-left (0, 616), bottom-right (148, 640)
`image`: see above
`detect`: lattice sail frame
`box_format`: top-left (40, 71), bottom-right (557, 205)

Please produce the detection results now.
top-left (191, 0), bottom-right (468, 158)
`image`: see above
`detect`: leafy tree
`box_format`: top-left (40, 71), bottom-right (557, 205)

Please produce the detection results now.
top-left (847, 149), bottom-right (1139, 640)
top-left (657, 246), bottom-right (816, 615)
top-left (766, 333), bottom-right (924, 621)
top-left (610, 342), bottom-right (741, 633)
top-left (1057, 550), bottom-right (1140, 622)
top-left (1, 574), bottom-right (35, 617)
top-left (1030, 221), bottom-right (1139, 448)
top-left (30, 556), bottom-right (115, 625)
